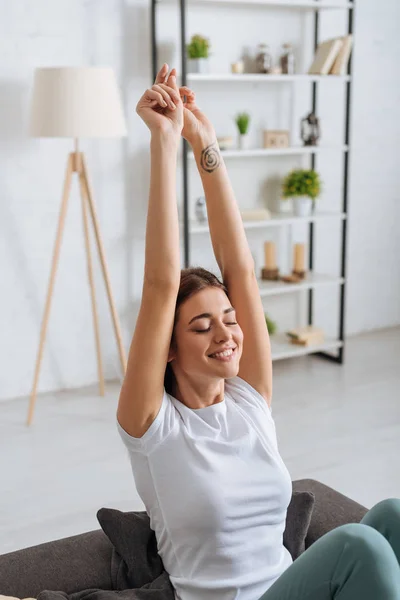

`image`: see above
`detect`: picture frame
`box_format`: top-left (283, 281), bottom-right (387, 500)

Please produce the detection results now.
top-left (263, 130), bottom-right (290, 149)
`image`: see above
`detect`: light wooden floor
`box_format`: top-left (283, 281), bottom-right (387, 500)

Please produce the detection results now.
top-left (1, 327), bottom-right (399, 555)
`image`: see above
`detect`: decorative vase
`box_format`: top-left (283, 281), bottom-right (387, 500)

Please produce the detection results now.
top-left (188, 58), bottom-right (209, 74)
top-left (238, 133), bottom-right (250, 150)
top-left (293, 196), bottom-right (313, 217)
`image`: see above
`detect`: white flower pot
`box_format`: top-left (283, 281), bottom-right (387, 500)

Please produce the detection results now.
top-left (238, 134), bottom-right (250, 150)
top-left (293, 196), bottom-right (313, 217)
top-left (188, 58), bottom-right (209, 74)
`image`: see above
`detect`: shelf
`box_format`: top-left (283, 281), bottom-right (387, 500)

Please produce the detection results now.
top-left (271, 334), bottom-right (343, 361)
top-left (193, 0), bottom-right (352, 8)
top-left (187, 73), bottom-right (351, 83)
top-left (258, 272), bottom-right (344, 297)
top-left (161, 0), bottom-right (353, 8)
top-left (189, 146), bottom-right (348, 159)
top-left (186, 211), bottom-right (346, 234)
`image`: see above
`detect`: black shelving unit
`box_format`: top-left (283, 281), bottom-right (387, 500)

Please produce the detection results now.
top-left (310, 2), bottom-right (354, 365)
top-left (151, 0), bottom-right (190, 268)
top-left (150, 0), bottom-right (354, 365)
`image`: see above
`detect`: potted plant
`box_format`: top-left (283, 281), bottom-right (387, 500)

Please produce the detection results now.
top-left (235, 112), bottom-right (251, 150)
top-left (265, 313), bottom-right (277, 335)
top-left (187, 34), bottom-right (210, 74)
top-left (282, 169), bottom-right (321, 217)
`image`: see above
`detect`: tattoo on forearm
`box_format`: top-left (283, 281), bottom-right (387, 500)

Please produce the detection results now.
top-left (200, 142), bottom-right (221, 173)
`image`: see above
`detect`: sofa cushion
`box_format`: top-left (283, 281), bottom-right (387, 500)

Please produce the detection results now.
top-left (97, 508), bottom-right (171, 592)
top-left (283, 490), bottom-right (315, 560)
top-left (97, 489), bottom-right (315, 582)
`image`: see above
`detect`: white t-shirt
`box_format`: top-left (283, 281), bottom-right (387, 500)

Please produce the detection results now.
top-left (117, 375), bottom-right (293, 600)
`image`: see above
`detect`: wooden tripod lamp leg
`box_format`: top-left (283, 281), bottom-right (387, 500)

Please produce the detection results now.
top-left (81, 154), bottom-right (127, 375)
top-left (27, 154), bottom-right (74, 426)
top-left (78, 159), bottom-right (105, 396)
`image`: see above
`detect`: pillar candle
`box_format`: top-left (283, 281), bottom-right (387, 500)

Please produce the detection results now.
top-left (293, 243), bottom-right (305, 272)
top-left (264, 241), bottom-right (276, 269)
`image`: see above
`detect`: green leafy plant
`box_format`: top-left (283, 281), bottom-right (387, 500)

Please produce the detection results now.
top-left (235, 112), bottom-right (251, 135)
top-left (187, 34), bottom-right (210, 59)
top-left (265, 313), bottom-right (277, 335)
top-left (282, 169), bottom-right (321, 200)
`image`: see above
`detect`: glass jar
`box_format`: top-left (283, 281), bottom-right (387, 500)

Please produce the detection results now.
top-left (255, 44), bottom-right (272, 74)
top-left (280, 43), bottom-right (295, 75)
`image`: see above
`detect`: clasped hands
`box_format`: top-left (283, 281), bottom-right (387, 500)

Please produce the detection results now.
top-left (136, 63), bottom-right (215, 148)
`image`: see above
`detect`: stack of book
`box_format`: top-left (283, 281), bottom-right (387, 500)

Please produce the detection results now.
top-left (308, 35), bottom-right (353, 75)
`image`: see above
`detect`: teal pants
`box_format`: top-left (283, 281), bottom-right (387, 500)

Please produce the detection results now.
top-left (259, 498), bottom-right (400, 599)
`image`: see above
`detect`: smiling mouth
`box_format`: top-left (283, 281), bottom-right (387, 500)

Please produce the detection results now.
top-left (208, 347), bottom-right (237, 360)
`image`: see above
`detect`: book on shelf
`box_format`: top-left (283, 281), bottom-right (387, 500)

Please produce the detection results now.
top-left (329, 35), bottom-right (353, 75)
top-left (308, 38), bottom-right (344, 75)
top-left (286, 326), bottom-right (325, 346)
top-left (240, 208), bottom-right (271, 221)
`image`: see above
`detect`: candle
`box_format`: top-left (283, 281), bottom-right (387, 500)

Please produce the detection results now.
top-left (293, 243), bottom-right (305, 272)
top-left (264, 241), bottom-right (276, 269)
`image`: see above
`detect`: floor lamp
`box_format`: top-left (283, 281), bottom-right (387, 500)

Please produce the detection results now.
top-left (27, 67), bottom-right (128, 426)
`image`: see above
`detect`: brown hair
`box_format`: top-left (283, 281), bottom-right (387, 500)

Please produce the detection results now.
top-left (164, 266), bottom-right (228, 396)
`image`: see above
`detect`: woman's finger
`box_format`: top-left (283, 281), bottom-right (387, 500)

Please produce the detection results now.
top-left (179, 87), bottom-right (195, 99)
top-left (154, 63), bottom-right (169, 85)
top-left (180, 86), bottom-right (194, 94)
top-left (168, 67), bottom-right (177, 81)
top-left (151, 84), bottom-right (175, 109)
top-left (145, 88), bottom-right (168, 108)
top-left (180, 89), bottom-right (196, 107)
top-left (180, 91), bottom-right (195, 102)
top-left (166, 68), bottom-right (180, 94)
top-left (155, 83), bottom-right (181, 106)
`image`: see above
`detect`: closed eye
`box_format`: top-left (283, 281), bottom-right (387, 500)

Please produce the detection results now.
top-left (195, 322), bottom-right (237, 333)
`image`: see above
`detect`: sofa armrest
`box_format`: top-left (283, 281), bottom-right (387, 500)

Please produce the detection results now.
top-left (0, 529), bottom-right (113, 598)
top-left (293, 478), bottom-right (368, 548)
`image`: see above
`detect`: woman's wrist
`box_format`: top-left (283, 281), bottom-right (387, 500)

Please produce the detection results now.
top-left (190, 133), bottom-right (218, 155)
top-left (151, 130), bottom-right (180, 152)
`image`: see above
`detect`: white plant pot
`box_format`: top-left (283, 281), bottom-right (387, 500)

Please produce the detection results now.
top-left (187, 58), bottom-right (209, 74)
top-left (293, 196), bottom-right (313, 217)
top-left (238, 134), bottom-right (250, 150)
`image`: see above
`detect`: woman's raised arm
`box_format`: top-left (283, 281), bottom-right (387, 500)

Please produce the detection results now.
top-left (179, 86), bottom-right (254, 279)
top-left (117, 65), bottom-right (184, 438)
top-left (179, 86), bottom-right (273, 405)
top-left (140, 65), bottom-right (183, 287)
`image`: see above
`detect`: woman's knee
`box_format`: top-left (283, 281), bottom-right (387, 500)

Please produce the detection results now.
top-left (361, 498), bottom-right (400, 530)
top-left (328, 522), bottom-right (394, 563)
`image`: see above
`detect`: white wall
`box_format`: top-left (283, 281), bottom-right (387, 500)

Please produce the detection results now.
top-left (0, 0), bottom-right (399, 402)
top-left (346, 1), bottom-right (400, 334)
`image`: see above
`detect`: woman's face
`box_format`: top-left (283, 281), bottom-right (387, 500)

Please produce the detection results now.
top-left (168, 286), bottom-right (243, 380)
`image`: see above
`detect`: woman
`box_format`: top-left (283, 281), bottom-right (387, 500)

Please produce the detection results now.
top-left (117, 64), bottom-right (400, 600)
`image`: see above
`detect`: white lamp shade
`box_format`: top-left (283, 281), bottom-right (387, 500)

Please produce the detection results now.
top-left (29, 67), bottom-right (127, 138)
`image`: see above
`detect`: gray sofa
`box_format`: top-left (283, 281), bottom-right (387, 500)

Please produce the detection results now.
top-left (0, 479), bottom-right (368, 598)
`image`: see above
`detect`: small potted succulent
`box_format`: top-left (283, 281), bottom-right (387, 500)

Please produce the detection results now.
top-left (265, 313), bottom-right (277, 335)
top-left (235, 112), bottom-right (251, 150)
top-left (282, 169), bottom-right (321, 217)
top-left (187, 34), bottom-right (210, 74)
